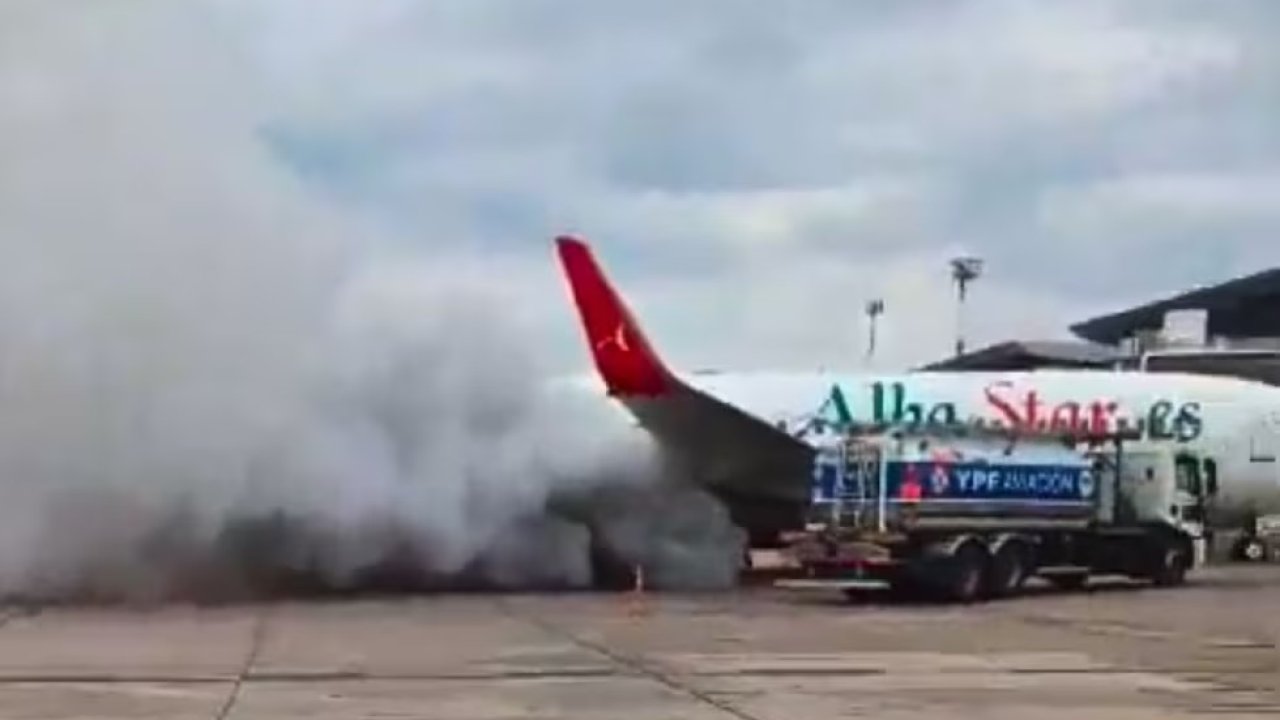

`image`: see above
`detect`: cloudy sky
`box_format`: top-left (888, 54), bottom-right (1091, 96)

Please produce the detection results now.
top-left (6, 0), bottom-right (1280, 376)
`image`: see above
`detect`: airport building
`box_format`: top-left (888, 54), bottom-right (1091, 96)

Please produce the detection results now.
top-left (922, 266), bottom-right (1280, 385)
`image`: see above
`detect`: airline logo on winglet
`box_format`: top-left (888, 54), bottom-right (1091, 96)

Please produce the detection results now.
top-left (594, 322), bottom-right (632, 354)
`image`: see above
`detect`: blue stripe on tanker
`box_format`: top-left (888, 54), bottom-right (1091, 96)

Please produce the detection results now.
top-left (886, 462), bottom-right (1096, 501)
top-left (811, 461), bottom-right (1096, 504)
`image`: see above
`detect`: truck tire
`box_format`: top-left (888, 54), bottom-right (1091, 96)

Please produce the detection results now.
top-left (939, 542), bottom-right (989, 603)
top-left (1149, 540), bottom-right (1190, 587)
top-left (985, 541), bottom-right (1030, 599)
top-left (1235, 536), bottom-right (1267, 563)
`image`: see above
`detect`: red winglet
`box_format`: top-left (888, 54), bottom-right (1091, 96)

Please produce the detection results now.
top-left (554, 234), bottom-right (673, 397)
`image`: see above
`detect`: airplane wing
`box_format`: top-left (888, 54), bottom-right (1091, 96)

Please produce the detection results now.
top-left (554, 236), bottom-right (812, 522)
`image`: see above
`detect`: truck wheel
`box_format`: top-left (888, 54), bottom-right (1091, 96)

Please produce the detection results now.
top-left (985, 542), bottom-right (1029, 599)
top-left (1149, 542), bottom-right (1189, 587)
top-left (1235, 536), bottom-right (1267, 563)
top-left (941, 542), bottom-right (989, 603)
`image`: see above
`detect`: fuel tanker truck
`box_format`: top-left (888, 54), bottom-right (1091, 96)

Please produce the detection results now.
top-left (776, 419), bottom-right (1217, 602)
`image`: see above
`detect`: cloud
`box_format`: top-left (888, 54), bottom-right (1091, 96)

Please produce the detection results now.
top-left (204, 0), bottom-right (1277, 375)
top-left (1043, 172), bottom-right (1280, 229)
top-left (616, 245), bottom-right (1081, 373)
top-left (8, 0), bottom-right (1279, 378)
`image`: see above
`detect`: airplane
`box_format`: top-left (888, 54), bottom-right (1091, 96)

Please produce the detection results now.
top-left (552, 234), bottom-right (1280, 554)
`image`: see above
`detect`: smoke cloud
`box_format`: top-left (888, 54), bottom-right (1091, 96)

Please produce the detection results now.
top-left (0, 3), bottom-right (745, 603)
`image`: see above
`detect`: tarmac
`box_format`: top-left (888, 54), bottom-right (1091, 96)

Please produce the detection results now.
top-left (1, 566), bottom-right (1280, 718)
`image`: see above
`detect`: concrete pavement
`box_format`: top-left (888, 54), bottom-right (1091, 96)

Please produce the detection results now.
top-left (0, 567), bottom-right (1278, 718)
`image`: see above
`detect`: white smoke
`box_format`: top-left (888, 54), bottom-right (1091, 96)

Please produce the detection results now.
top-left (0, 2), bottom-right (745, 601)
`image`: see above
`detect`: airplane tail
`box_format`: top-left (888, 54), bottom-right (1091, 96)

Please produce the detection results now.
top-left (554, 235), bottom-right (675, 397)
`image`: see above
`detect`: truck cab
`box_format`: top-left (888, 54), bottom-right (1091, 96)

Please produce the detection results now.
top-left (1088, 446), bottom-right (1214, 525)
top-left (1085, 443), bottom-right (1217, 566)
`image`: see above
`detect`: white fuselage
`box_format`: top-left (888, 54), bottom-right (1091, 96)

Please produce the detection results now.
top-left (550, 368), bottom-right (1280, 529)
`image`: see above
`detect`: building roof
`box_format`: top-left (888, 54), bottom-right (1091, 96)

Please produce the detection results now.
top-left (917, 339), bottom-right (1127, 371)
top-left (1070, 267), bottom-right (1280, 345)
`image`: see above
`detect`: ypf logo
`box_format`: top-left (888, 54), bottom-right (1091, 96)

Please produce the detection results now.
top-left (930, 464), bottom-right (951, 495)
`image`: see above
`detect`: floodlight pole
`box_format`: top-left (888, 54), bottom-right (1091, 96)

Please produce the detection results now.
top-left (950, 257), bottom-right (983, 357)
top-left (865, 298), bottom-right (884, 361)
